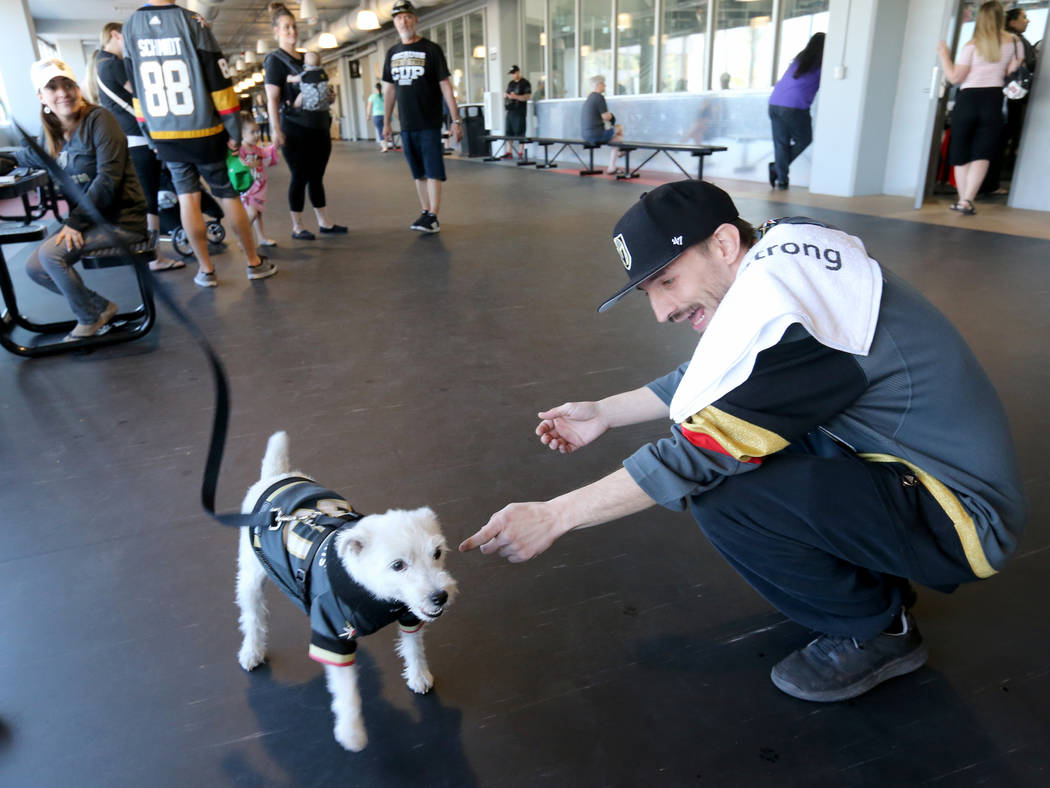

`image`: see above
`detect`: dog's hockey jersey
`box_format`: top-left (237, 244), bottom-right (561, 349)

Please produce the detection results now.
top-left (250, 478), bottom-right (422, 667)
top-left (121, 3), bottom-right (240, 163)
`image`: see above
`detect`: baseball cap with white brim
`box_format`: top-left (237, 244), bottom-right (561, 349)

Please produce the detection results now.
top-left (30, 59), bottom-right (78, 92)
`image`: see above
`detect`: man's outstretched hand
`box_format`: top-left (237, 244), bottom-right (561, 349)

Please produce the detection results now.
top-left (535, 402), bottom-right (608, 454)
top-left (459, 502), bottom-right (564, 562)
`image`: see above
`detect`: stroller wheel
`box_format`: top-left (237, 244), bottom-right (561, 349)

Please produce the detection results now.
top-left (206, 221), bottom-right (226, 245)
top-left (172, 228), bottom-right (192, 258)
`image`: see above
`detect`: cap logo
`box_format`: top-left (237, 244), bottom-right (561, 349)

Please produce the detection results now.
top-left (613, 233), bottom-right (631, 271)
top-left (671, 235), bottom-right (683, 246)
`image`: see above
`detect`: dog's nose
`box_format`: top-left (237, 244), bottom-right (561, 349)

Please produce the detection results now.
top-left (430, 590), bottom-right (449, 608)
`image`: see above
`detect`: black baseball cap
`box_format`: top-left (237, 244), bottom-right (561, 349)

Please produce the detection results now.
top-left (391, 0), bottom-right (416, 17)
top-left (508, 65), bottom-right (521, 74)
top-left (598, 181), bottom-right (739, 313)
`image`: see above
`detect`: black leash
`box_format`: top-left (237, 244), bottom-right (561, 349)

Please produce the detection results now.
top-left (15, 121), bottom-right (256, 529)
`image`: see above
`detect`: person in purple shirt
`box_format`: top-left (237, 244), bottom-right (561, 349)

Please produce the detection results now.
top-left (768, 33), bottom-right (824, 190)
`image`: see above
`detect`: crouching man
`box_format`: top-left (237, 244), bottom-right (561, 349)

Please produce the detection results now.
top-left (461, 181), bottom-right (1026, 702)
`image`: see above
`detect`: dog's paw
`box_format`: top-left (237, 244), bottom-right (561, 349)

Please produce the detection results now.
top-left (405, 668), bottom-right (434, 694)
top-left (334, 719), bottom-right (368, 752)
top-left (238, 641), bottom-right (267, 671)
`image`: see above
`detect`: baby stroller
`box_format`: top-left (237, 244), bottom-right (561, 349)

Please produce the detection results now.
top-left (156, 167), bottom-right (226, 257)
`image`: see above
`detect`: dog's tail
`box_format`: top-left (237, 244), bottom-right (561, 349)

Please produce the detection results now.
top-left (260, 431), bottom-right (291, 478)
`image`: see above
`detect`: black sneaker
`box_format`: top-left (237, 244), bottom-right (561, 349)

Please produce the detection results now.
top-left (768, 162), bottom-right (777, 188)
top-left (409, 212), bottom-right (429, 231)
top-left (413, 211), bottom-right (440, 234)
top-left (770, 611), bottom-right (927, 702)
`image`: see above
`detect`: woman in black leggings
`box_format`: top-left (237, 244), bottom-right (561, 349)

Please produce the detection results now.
top-left (263, 2), bottom-right (346, 240)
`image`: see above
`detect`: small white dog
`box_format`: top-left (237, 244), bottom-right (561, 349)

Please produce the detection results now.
top-left (236, 431), bottom-right (457, 751)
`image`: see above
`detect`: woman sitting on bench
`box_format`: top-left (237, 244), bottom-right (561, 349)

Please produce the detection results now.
top-left (15, 59), bottom-right (146, 340)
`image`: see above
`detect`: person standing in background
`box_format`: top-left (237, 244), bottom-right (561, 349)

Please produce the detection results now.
top-left (264, 2), bottom-right (347, 241)
top-left (366, 82), bottom-right (389, 152)
top-left (122, 0), bottom-right (276, 287)
top-left (767, 32), bottom-right (824, 191)
top-left (503, 65), bottom-right (531, 160)
top-left (382, 0), bottom-right (463, 234)
top-left (86, 21), bottom-right (183, 272)
top-left (936, 1), bottom-right (1020, 215)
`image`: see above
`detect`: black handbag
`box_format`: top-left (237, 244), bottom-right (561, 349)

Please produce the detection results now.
top-left (1003, 39), bottom-right (1032, 100)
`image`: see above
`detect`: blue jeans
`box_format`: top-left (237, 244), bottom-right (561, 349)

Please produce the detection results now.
top-left (768, 104), bottom-right (813, 185)
top-left (26, 225), bottom-right (144, 324)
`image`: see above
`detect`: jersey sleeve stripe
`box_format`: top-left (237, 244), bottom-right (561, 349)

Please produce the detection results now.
top-left (679, 405), bottom-right (789, 464)
top-left (132, 97), bottom-right (144, 122)
top-left (211, 88), bottom-right (240, 113)
top-left (309, 644), bottom-right (357, 667)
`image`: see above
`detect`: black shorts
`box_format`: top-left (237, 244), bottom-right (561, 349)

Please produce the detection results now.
top-left (401, 128), bottom-right (446, 181)
top-left (949, 87), bottom-right (1004, 166)
top-left (165, 159), bottom-right (237, 199)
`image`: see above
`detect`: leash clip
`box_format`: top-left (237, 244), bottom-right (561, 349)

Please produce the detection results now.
top-left (269, 507), bottom-right (322, 529)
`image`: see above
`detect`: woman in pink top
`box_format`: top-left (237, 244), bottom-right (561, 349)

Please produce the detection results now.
top-left (936, 1), bottom-right (1021, 215)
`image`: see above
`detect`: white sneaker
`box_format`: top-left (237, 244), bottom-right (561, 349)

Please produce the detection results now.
top-left (194, 270), bottom-right (218, 288)
top-left (246, 258), bottom-right (278, 280)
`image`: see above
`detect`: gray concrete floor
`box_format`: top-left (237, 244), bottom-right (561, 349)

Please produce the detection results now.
top-left (1, 143), bottom-right (1048, 787)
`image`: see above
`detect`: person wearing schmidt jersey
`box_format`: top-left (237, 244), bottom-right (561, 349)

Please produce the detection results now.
top-left (461, 181), bottom-right (1025, 704)
top-left (15, 59), bottom-right (146, 341)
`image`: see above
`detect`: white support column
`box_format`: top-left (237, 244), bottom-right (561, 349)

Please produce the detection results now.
top-left (809, 0), bottom-right (909, 197)
top-left (1008, 12), bottom-right (1050, 212)
top-left (54, 37), bottom-right (90, 87)
top-left (0, 0), bottom-right (41, 134)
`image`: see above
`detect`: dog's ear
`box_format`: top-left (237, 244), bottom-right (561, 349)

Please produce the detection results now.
top-left (337, 529), bottom-right (366, 558)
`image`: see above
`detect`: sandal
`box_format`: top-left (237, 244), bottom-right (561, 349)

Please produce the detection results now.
top-left (959, 200), bottom-right (977, 215)
top-left (148, 257), bottom-right (186, 271)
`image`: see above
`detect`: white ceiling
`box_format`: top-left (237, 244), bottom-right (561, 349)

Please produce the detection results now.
top-left (28, 1), bottom-right (375, 59)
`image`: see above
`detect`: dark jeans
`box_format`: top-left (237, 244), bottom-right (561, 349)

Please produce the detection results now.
top-left (768, 104), bottom-right (813, 185)
top-left (283, 122), bottom-right (332, 212)
top-left (690, 431), bottom-right (976, 640)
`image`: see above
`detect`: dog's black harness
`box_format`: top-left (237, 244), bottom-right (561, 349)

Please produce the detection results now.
top-left (249, 478), bottom-right (422, 666)
top-left (250, 476), bottom-right (362, 609)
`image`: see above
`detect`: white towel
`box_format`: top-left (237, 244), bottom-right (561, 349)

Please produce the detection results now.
top-left (669, 222), bottom-right (883, 424)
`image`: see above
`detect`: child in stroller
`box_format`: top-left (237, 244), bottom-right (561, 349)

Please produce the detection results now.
top-left (156, 166), bottom-right (226, 258)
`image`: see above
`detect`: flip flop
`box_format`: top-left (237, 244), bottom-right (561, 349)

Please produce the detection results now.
top-left (149, 258), bottom-right (186, 271)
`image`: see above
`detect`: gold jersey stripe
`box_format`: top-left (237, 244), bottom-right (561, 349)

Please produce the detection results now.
top-left (860, 453), bottom-right (996, 578)
top-left (680, 406), bottom-right (789, 463)
top-left (211, 87), bottom-right (240, 112)
top-left (149, 123), bottom-right (225, 140)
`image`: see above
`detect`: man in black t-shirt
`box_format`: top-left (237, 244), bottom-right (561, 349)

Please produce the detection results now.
top-left (382, 0), bottom-right (462, 234)
top-left (580, 74), bottom-right (624, 176)
top-left (504, 65), bottom-right (532, 159)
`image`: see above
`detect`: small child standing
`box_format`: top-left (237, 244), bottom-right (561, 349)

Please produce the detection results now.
top-left (237, 114), bottom-right (279, 247)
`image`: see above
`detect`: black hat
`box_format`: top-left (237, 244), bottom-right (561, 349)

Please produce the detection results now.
top-left (391, 0), bottom-right (416, 17)
top-left (598, 181), bottom-right (739, 313)
top-left (508, 65), bottom-right (521, 74)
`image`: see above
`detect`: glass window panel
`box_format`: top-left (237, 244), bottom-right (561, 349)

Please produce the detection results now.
top-left (468, 10), bottom-right (486, 104)
top-left (432, 24), bottom-right (448, 62)
top-left (450, 17), bottom-right (466, 102)
top-left (660, 0), bottom-right (709, 92)
top-left (712, 0), bottom-right (774, 90)
top-left (580, 0), bottom-right (613, 95)
top-left (776, 0), bottom-right (829, 78)
top-left (550, 0), bottom-right (576, 98)
top-left (615, 0), bottom-right (656, 95)
top-left (522, 0), bottom-right (547, 100)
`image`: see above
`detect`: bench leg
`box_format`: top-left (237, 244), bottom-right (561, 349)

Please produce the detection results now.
top-left (616, 150), bottom-right (640, 180)
top-left (579, 145), bottom-right (601, 176)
